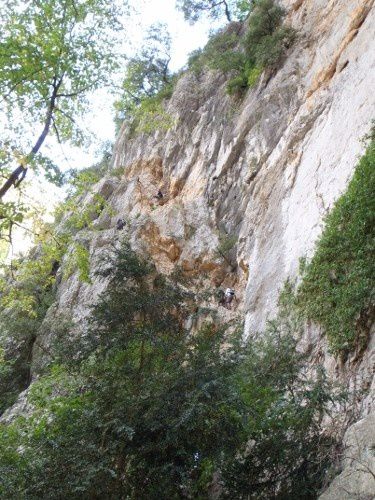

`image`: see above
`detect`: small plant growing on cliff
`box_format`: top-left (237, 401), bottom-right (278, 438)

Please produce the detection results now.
top-left (189, 0), bottom-right (295, 95)
top-left (64, 242), bottom-right (91, 284)
top-left (215, 232), bottom-right (238, 269)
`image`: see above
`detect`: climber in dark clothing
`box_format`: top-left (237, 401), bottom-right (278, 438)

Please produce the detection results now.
top-left (224, 288), bottom-right (235, 309)
top-left (154, 190), bottom-right (163, 200)
top-left (217, 288), bottom-right (236, 310)
top-left (116, 218), bottom-right (126, 230)
top-left (217, 288), bottom-right (236, 309)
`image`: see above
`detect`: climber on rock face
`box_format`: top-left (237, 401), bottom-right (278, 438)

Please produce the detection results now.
top-left (224, 288), bottom-right (235, 310)
top-left (154, 190), bottom-right (163, 200)
top-left (116, 218), bottom-right (126, 230)
top-left (218, 288), bottom-right (236, 310)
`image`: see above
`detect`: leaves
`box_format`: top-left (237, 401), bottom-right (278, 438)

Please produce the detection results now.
top-left (297, 130), bottom-right (375, 356)
top-left (176, 0), bottom-right (248, 23)
top-left (188, 0), bottom-right (295, 95)
top-left (0, 242), bottom-right (342, 498)
top-left (0, 0), bottom-right (127, 231)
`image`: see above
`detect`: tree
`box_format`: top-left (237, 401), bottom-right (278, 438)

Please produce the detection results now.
top-left (115, 23), bottom-right (173, 129)
top-left (188, 0), bottom-right (295, 95)
top-left (0, 0), bottom-right (126, 237)
top-left (0, 243), bottom-right (342, 498)
top-left (177, 0), bottom-right (234, 22)
top-left (176, 0), bottom-right (253, 23)
top-left (243, 0), bottom-right (294, 67)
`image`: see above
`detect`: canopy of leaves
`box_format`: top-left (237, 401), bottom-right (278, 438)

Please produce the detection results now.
top-left (0, 242), bottom-right (341, 498)
top-left (0, 0), bottom-right (126, 237)
top-left (0, 0), bottom-right (123, 145)
top-left (176, 0), bottom-right (252, 23)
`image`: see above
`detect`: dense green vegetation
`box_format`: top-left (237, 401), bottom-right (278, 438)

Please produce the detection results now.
top-left (0, 242), bottom-right (341, 498)
top-left (1, 1), bottom-right (371, 497)
top-left (188, 0), bottom-right (295, 94)
top-left (297, 131), bottom-right (375, 357)
top-left (0, 232), bottom-right (65, 413)
top-left (0, 0), bottom-right (126, 237)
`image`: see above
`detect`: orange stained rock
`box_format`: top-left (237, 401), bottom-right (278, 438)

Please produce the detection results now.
top-left (306, 0), bottom-right (374, 98)
top-left (139, 221), bottom-right (182, 271)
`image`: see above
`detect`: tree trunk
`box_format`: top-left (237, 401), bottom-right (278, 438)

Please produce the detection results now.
top-left (0, 84), bottom-right (59, 200)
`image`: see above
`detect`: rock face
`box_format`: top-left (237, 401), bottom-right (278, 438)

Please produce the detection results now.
top-left (320, 413), bottom-right (375, 500)
top-left (4, 0), bottom-right (375, 496)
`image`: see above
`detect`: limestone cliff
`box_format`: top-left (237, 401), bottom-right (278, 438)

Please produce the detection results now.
top-left (5, 0), bottom-right (375, 497)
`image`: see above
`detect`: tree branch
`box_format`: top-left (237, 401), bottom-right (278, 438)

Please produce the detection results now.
top-left (0, 79), bottom-right (62, 199)
top-left (223, 1), bottom-right (232, 22)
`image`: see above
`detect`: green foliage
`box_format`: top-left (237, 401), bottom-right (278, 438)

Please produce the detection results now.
top-left (0, 231), bottom-right (66, 413)
top-left (125, 83), bottom-right (176, 137)
top-left (0, 150), bottom-right (116, 412)
top-left (188, 29), bottom-right (244, 75)
top-left (0, 200), bottom-right (28, 244)
top-left (55, 164), bottom-right (111, 234)
top-left (189, 0), bottom-right (295, 95)
top-left (0, 240), bottom-right (8, 262)
top-left (246, 65), bottom-right (263, 87)
top-left (0, 241), bottom-right (341, 498)
top-left (224, 325), bottom-right (339, 498)
top-left (0, 241), bottom-right (63, 325)
top-left (297, 133), bottom-right (375, 356)
top-left (115, 24), bottom-right (175, 136)
top-left (176, 0), bottom-right (252, 23)
top-left (0, 0), bottom-right (126, 210)
top-left (215, 232), bottom-right (238, 268)
top-left (0, 348), bottom-right (14, 413)
top-left (64, 242), bottom-right (91, 283)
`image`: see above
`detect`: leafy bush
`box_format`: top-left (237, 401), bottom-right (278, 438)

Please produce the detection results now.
top-left (215, 232), bottom-right (238, 269)
top-left (64, 242), bottom-right (91, 283)
top-left (248, 25), bottom-right (295, 68)
top-left (0, 241), bottom-right (342, 498)
top-left (223, 284), bottom-right (343, 498)
top-left (297, 132), bottom-right (375, 356)
top-left (125, 82), bottom-right (176, 137)
top-left (246, 65), bottom-right (263, 87)
top-left (189, 0), bottom-right (295, 95)
top-left (55, 166), bottom-right (110, 233)
top-left (188, 28), bottom-right (244, 75)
